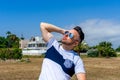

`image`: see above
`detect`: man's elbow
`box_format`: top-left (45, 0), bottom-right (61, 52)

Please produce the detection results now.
top-left (40, 22), bottom-right (44, 28)
top-left (40, 22), bottom-right (46, 30)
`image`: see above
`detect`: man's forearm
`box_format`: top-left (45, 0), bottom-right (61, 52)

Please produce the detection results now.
top-left (40, 22), bottom-right (65, 42)
top-left (40, 22), bottom-right (65, 34)
top-left (77, 73), bottom-right (86, 80)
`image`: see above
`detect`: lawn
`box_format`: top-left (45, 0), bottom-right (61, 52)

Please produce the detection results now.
top-left (0, 57), bottom-right (120, 80)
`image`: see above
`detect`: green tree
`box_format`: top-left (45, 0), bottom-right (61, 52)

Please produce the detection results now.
top-left (96, 41), bottom-right (116, 57)
top-left (116, 46), bottom-right (120, 52)
top-left (0, 36), bottom-right (7, 48)
top-left (74, 41), bottom-right (89, 54)
top-left (6, 31), bottom-right (20, 48)
top-left (20, 34), bottom-right (25, 40)
top-left (6, 31), bottom-right (12, 36)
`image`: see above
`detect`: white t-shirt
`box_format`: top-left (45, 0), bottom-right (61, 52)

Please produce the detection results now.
top-left (39, 38), bottom-right (85, 80)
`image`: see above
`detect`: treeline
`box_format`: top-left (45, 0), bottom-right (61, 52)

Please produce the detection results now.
top-left (1, 31), bottom-right (120, 58)
top-left (0, 31), bottom-right (21, 48)
top-left (0, 31), bottom-right (23, 60)
top-left (74, 41), bottom-right (120, 57)
top-left (87, 41), bottom-right (117, 57)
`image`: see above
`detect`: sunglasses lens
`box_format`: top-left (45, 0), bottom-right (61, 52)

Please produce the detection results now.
top-left (64, 31), bottom-right (74, 39)
top-left (69, 33), bottom-right (74, 39)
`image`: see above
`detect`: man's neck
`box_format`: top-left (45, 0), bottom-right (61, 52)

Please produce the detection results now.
top-left (61, 44), bottom-right (73, 51)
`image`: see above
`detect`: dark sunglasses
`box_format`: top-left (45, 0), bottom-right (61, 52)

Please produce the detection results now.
top-left (64, 31), bottom-right (74, 39)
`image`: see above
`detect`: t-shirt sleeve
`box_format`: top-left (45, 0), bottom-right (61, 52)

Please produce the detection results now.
top-left (74, 57), bottom-right (86, 74)
top-left (46, 37), bottom-right (59, 50)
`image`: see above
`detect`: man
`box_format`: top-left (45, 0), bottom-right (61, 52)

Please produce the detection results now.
top-left (39, 22), bottom-right (86, 80)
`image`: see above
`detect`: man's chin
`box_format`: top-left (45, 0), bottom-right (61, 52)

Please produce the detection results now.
top-left (61, 41), bottom-right (67, 44)
top-left (61, 41), bottom-right (73, 45)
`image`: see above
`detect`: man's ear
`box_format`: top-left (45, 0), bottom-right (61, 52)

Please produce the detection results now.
top-left (74, 41), bottom-right (79, 46)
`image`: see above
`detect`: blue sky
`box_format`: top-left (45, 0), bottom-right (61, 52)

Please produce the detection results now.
top-left (0, 0), bottom-right (120, 48)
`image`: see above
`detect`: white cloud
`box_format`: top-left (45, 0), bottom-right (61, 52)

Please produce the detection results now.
top-left (54, 19), bottom-right (120, 48)
top-left (79, 19), bottom-right (120, 48)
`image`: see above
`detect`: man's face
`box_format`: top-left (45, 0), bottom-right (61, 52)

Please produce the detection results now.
top-left (61, 29), bottom-right (80, 46)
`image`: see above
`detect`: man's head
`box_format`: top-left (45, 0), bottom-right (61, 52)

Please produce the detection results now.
top-left (61, 26), bottom-right (84, 49)
top-left (73, 26), bottom-right (84, 43)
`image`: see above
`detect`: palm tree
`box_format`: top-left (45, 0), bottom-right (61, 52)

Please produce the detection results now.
top-left (116, 46), bottom-right (120, 52)
top-left (6, 31), bottom-right (20, 48)
top-left (74, 41), bottom-right (89, 55)
top-left (97, 41), bottom-right (115, 57)
top-left (20, 34), bottom-right (24, 40)
top-left (6, 31), bottom-right (12, 36)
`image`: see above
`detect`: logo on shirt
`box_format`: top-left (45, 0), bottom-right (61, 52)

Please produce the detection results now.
top-left (64, 59), bottom-right (73, 68)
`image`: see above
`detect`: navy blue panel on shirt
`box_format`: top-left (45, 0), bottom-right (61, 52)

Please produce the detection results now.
top-left (45, 46), bottom-right (75, 77)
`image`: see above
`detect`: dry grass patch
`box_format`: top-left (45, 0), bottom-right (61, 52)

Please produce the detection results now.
top-left (83, 57), bottom-right (120, 80)
top-left (0, 57), bottom-right (120, 80)
top-left (0, 58), bottom-right (42, 80)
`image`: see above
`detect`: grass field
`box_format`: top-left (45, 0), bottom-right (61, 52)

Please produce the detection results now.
top-left (0, 57), bottom-right (120, 80)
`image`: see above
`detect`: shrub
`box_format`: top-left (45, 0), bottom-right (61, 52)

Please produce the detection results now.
top-left (87, 49), bottom-right (99, 57)
top-left (102, 48), bottom-right (117, 57)
top-left (0, 49), bottom-right (6, 60)
top-left (13, 48), bottom-right (22, 59)
top-left (116, 46), bottom-right (120, 52)
top-left (0, 48), bottom-right (22, 60)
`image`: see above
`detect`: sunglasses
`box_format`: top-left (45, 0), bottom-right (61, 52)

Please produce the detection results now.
top-left (64, 31), bottom-right (74, 39)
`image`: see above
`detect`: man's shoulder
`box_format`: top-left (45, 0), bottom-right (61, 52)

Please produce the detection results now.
top-left (46, 37), bottom-right (61, 52)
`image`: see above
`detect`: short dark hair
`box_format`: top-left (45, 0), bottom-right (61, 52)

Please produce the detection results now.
top-left (73, 26), bottom-right (84, 43)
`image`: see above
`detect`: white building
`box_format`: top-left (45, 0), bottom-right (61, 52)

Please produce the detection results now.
top-left (19, 39), bottom-right (29, 49)
top-left (20, 36), bottom-right (47, 55)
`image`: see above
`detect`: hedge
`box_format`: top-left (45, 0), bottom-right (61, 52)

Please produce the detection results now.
top-left (0, 48), bottom-right (22, 60)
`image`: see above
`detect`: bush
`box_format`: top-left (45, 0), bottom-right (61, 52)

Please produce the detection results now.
top-left (87, 49), bottom-right (99, 57)
top-left (0, 49), bottom-right (6, 60)
top-left (101, 48), bottom-right (117, 57)
top-left (116, 46), bottom-right (120, 52)
top-left (13, 48), bottom-right (22, 59)
top-left (0, 48), bottom-right (22, 60)
top-left (87, 47), bottom-right (117, 57)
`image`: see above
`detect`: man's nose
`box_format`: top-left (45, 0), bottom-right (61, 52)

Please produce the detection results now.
top-left (64, 34), bottom-right (68, 37)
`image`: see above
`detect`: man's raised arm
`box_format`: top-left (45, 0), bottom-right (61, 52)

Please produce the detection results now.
top-left (40, 22), bottom-right (65, 42)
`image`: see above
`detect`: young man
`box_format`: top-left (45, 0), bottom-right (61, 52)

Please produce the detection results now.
top-left (39, 22), bottom-right (86, 80)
